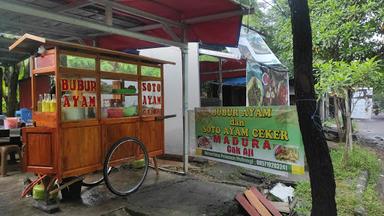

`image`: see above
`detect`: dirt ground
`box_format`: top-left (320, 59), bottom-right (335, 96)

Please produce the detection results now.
top-left (0, 165), bottom-right (245, 216)
top-left (2, 115), bottom-right (382, 216)
top-left (0, 156), bottom-right (309, 216)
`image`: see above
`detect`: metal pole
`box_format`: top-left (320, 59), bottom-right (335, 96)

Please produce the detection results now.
top-left (218, 58), bottom-right (223, 106)
top-left (181, 47), bottom-right (189, 174)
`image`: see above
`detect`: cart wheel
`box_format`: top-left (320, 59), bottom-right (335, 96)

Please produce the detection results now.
top-left (103, 137), bottom-right (149, 196)
top-left (82, 167), bottom-right (112, 187)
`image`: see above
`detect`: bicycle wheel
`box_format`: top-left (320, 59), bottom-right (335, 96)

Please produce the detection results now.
top-left (82, 167), bottom-right (112, 187)
top-left (103, 137), bottom-right (149, 196)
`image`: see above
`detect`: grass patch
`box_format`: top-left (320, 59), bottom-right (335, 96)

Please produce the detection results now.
top-left (323, 118), bottom-right (337, 128)
top-left (294, 144), bottom-right (383, 215)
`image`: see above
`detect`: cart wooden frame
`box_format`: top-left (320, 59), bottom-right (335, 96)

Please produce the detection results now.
top-left (11, 34), bottom-right (173, 182)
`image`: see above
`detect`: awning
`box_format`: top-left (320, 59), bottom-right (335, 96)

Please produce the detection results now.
top-left (94, 0), bottom-right (243, 50)
top-left (0, 0), bottom-right (247, 64)
top-left (200, 59), bottom-right (246, 81)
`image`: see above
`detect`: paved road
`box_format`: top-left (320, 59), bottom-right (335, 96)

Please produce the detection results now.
top-left (355, 113), bottom-right (384, 150)
top-left (355, 113), bottom-right (384, 201)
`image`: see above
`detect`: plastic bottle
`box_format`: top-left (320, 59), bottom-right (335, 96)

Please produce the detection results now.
top-left (48, 94), bottom-right (52, 112)
top-left (49, 94), bottom-right (56, 112)
top-left (41, 94), bottom-right (46, 112)
top-left (42, 94), bottom-right (50, 112)
top-left (37, 94), bottom-right (43, 112)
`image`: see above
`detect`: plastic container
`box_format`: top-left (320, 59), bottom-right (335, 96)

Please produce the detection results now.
top-left (123, 106), bottom-right (137, 117)
top-left (20, 108), bottom-right (32, 123)
top-left (112, 88), bottom-right (136, 94)
top-left (107, 108), bottom-right (123, 118)
top-left (63, 108), bottom-right (85, 121)
top-left (15, 110), bottom-right (21, 117)
top-left (4, 117), bottom-right (18, 129)
top-left (101, 108), bottom-right (108, 118)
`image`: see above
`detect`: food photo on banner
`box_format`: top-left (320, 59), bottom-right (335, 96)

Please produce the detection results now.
top-left (227, 27), bottom-right (289, 107)
top-left (246, 61), bottom-right (289, 106)
top-left (195, 106), bottom-right (305, 176)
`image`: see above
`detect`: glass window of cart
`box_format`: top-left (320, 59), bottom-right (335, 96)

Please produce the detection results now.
top-left (60, 76), bottom-right (97, 121)
top-left (100, 59), bottom-right (137, 75)
top-left (141, 81), bottom-right (162, 116)
top-left (141, 66), bottom-right (161, 77)
top-left (101, 79), bottom-right (138, 118)
top-left (60, 54), bottom-right (96, 70)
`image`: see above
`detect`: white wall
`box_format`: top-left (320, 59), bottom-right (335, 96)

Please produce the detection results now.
top-left (140, 43), bottom-right (200, 155)
top-left (186, 43), bottom-right (200, 110)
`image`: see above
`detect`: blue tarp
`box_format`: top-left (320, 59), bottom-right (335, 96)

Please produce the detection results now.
top-left (223, 77), bottom-right (246, 86)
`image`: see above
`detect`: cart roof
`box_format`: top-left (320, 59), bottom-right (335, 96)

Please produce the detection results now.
top-left (9, 33), bottom-right (175, 65)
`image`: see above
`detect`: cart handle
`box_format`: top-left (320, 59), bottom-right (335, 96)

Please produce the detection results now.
top-left (155, 114), bottom-right (177, 121)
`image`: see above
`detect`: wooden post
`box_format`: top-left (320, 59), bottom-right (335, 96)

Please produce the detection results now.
top-left (153, 157), bottom-right (159, 176)
top-left (289, 0), bottom-right (337, 215)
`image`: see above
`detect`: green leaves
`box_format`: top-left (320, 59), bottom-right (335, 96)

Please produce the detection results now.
top-left (314, 58), bottom-right (382, 97)
top-left (248, 0), bottom-right (383, 75)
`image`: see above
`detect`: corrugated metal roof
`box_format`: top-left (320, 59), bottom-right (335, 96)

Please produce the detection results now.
top-left (0, 36), bottom-right (29, 65)
top-left (0, 0), bottom-right (111, 41)
top-left (0, 0), bottom-right (107, 65)
top-left (10, 33), bottom-right (175, 65)
top-left (0, 0), bottom-right (246, 65)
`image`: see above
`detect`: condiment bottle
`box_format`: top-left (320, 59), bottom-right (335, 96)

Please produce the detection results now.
top-left (37, 94), bottom-right (43, 112)
top-left (50, 94), bottom-right (56, 112)
top-left (42, 94), bottom-right (49, 112)
top-left (41, 94), bottom-right (46, 112)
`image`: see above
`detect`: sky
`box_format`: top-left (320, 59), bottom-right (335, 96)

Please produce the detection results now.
top-left (256, 0), bottom-right (274, 12)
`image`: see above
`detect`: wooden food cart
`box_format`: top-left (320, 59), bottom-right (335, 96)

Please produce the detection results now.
top-left (10, 34), bottom-right (172, 182)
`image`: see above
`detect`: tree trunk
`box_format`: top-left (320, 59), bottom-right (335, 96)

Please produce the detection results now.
top-left (325, 93), bottom-right (329, 120)
top-left (344, 91), bottom-right (353, 152)
top-left (320, 95), bottom-right (325, 121)
top-left (334, 96), bottom-right (343, 143)
top-left (289, 1), bottom-right (337, 215)
top-left (339, 97), bottom-right (347, 141)
top-left (7, 65), bottom-right (19, 117)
